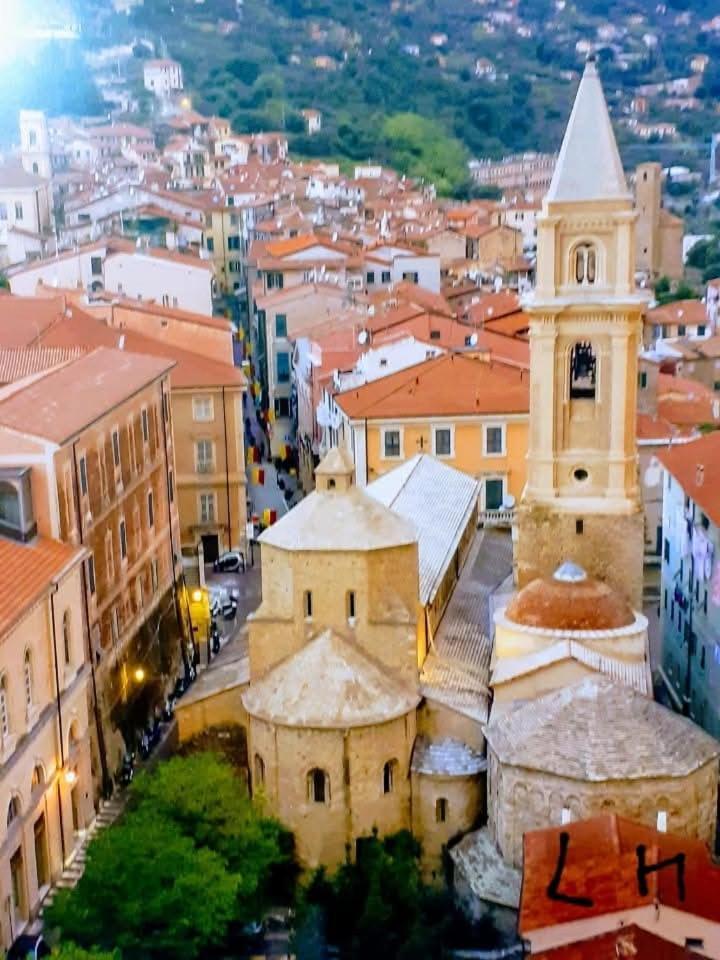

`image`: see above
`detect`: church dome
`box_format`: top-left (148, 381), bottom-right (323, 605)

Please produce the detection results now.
top-left (504, 562), bottom-right (635, 631)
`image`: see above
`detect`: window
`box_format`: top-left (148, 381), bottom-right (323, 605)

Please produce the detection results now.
top-left (0, 676), bottom-right (8, 738)
top-left (663, 538), bottom-right (670, 563)
top-left (402, 271), bottom-right (419, 284)
top-left (381, 270), bottom-right (391, 283)
top-left (366, 271), bottom-right (375, 284)
top-left (698, 325), bottom-right (706, 336)
top-left (569, 342), bottom-right (597, 400)
top-left (119, 519), bottom-right (127, 560)
top-left (169, 470), bottom-right (175, 503)
top-left (277, 352), bottom-right (291, 383)
top-left (484, 424), bottom-right (505, 456)
top-left (307, 768), bottom-right (329, 804)
top-left (111, 607), bottom-right (119, 644)
top-left (228, 235), bottom-right (240, 250)
top-left (266, 271), bottom-right (284, 290)
top-left (23, 650), bottom-right (32, 708)
top-left (383, 760), bottom-right (397, 795)
top-left (274, 397), bottom-right (290, 418)
top-left (347, 590), bottom-right (356, 621)
top-left (163, 392), bottom-right (170, 423)
top-left (254, 754), bottom-right (265, 786)
top-left (199, 493), bottom-right (215, 524)
top-left (383, 429), bottom-right (401, 459)
top-left (87, 555), bottom-right (96, 595)
top-left (28, 130), bottom-right (37, 147)
top-left (31, 764), bottom-right (44, 791)
top-left (206, 237), bottom-right (214, 253)
top-left (141, 408), bottom-right (149, 443)
top-left (573, 243), bottom-right (596, 285)
top-left (78, 455), bottom-right (88, 496)
top-left (678, 324), bottom-right (686, 336)
top-left (63, 610), bottom-right (72, 665)
top-left (436, 797), bottom-right (448, 823)
top-left (7, 796), bottom-right (19, 827)
top-left (638, 371), bottom-right (648, 389)
top-left (701, 645), bottom-right (706, 670)
top-left (433, 427), bottom-right (452, 457)
top-left (196, 439), bottom-right (213, 472)
top-left (576, 518), bottom-right (584, 535)
top-left (192, 396), bottom-right (214, 421)
top-left (303, 590), bottom-right (313, 618)
top-left (429, 330), bottom-right (441, 340)
top-left (275, 314), bottom-right (288, 338)
top-left (112, 429), bottom-right (120, 468)
top-left (90, 256), bottom-right (102, 276)
top-left (14, 202), bottom-right (23, 221)
top-left (484, 478), bottom-right (504, 511)
top-left (147, 490), bottom-right (154, 528)
top-left (151, 558), bottom-right (159, 593)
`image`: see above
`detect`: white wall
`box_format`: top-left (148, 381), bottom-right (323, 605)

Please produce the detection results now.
top-left (104, 251), bottom-right (213, 314)
top-left (9, 247), bottom-right (106, 295)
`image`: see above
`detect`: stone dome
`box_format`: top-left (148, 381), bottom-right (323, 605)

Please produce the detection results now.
top-left (504, 562), bottom-right (635, 631)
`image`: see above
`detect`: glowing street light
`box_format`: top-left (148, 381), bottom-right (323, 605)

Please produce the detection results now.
top-left (191, 589), bottom-right (203, 603)
top-left (64, 769), bottom-right (77, 786)
top-left (134, 667), bottom-right (146, 683)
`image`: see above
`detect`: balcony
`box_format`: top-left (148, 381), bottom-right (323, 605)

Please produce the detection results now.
top-left (196, 462), bottom-right (215, 474)
top-left (479, 508), bottom-right (515, 528)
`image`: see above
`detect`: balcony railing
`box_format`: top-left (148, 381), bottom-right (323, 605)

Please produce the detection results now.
top-left (479, 508), bottom-right (515, 528)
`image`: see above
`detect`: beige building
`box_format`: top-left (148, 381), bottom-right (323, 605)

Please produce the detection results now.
top-left (516, 56), bottom-right (648, 609)
top-left (0, 532), bottom-right (94, 950)
top-left (491, 562), bottom-right (651, 710)
top-left (485, 676), bottom-right (720, 868)
top-left (635, 162), bottom-right (684, 281)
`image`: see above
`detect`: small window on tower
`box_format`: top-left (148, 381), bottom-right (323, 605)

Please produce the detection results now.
top-left (569, 342), bottom-right (597, 400)
top-left (573, 243), bottom-right (597, 285)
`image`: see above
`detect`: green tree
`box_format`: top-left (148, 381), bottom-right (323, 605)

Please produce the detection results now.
top-left (51, 945), bottom-right (121, 960)
top-left (45, 814), bottom-right (240, 960)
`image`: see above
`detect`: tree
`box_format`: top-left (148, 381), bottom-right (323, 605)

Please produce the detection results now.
top-left (51, 945), bottom-right (121, 960)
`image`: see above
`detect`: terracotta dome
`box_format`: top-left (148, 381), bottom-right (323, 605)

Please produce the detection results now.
top-left (505, 562), bottom-right (635, 631)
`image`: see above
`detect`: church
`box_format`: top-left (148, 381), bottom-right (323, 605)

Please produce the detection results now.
top-left (177, 56), bottom-right (719, 889)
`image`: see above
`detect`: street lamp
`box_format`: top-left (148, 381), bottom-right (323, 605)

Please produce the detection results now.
top-left (191, 589), bottom-right (203, 603)
top-left (64, 768), bottom-right (77, 786)
top-left (134, 667), bottom-right (146, 683)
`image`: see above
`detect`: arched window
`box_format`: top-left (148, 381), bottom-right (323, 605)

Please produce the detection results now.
top-left (63, 610), bottom-right (72, 666)
top-left (573, 243), bottom-right (597, 286)
top-left (31, 764), bottom-right (45, 791)
top-left (23, 650), bottom-right (32, 709)
top-left (254, 754), bottom-right (265, 787)
top-left (7, 795), bottom-right (20, 827)
top-left (382, 760), bottom-right (397, 795)
top-left (569, 342), bottom-right (597, 400)
top-left (307, 768), bottom-right (329, 804)
top-left (435, 797), bottom-right (448, 823)
top-left (0, 675), bottom-right (8, 740)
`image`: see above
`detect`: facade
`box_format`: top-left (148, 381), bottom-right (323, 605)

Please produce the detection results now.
top-left (515, 57), bottom-right (647, 609)
top-left (485, 676), bottom-right (720, 868)
top-left (333, 352), bottom-right (529, 513)
top-left (104, 248), bottom-right (214, 316)
top-left (0, 349), bottom-right (185, 780)
top-left (0, 533), bottom-right (94, 950)
top-left (0, 166), bottom-right (53, 267)
top-left (658, 431), bottom-right (720, 737)
top-left (143, 59), bottom-right (184, 96)
top-left (634, 163), bottom-right (684, 281)
top-left (19, 111), bottom-right (53, 180)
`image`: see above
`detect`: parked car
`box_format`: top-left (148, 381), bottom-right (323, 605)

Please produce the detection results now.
top-left (213, 551), bottom-right (245, 573)
top-left (8, 934), bottom-right (50, 960)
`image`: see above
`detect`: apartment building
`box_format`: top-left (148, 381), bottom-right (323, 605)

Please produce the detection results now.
top-left (0, 529), bottom-right (94, 950)
top-left (0, 349), bottom-right (185, 776)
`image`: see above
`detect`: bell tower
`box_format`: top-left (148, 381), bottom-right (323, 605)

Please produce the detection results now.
top-left (515, 56), bottom-right (647, 609)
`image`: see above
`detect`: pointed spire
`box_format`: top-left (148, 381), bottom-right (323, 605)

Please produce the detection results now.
top-left (546, 55), bottom-right (629, 204)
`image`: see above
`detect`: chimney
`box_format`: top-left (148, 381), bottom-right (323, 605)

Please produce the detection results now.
top-left (696, 464), bottom-right (704, 486)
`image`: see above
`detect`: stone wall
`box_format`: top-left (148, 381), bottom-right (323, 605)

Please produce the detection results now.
top-left (491, 752), bottom-right (719, 867)
top-left (411, 770), bottom-right (485, 882)
top-left (514, 502), bottom-right (644, 609)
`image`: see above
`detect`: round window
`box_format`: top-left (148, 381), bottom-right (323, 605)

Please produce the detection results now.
top-left (573, 468), bottom-right (589, 482)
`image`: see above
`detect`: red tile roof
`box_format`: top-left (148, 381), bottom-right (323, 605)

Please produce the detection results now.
top-left (520, 815), bottom-right (720, 935)
top-left (646, 299), bottom-right (708, 328)
top-left (532, 925), bottom-right (701, 959)
top-left (657, 429), bottom-right (720, 527)
top-left (0, 348), bottom-right (174, 443)
top-left (0, 537), bottom-right (85, 637)
top-left (334, 352), bottom-right (529, 419)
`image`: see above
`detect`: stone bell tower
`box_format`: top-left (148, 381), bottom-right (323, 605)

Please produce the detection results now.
top-left (514, 56), bottom-right (647, 609)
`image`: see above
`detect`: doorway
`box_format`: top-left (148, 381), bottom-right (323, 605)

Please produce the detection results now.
top-left (9, 846), bottom-right (26, 933)
top-left (34, 814), bottom-right (49, 889)
top-left (70, 783), bottom-right (81, 833)
top-left (201, 534), bottom-right (219, 564)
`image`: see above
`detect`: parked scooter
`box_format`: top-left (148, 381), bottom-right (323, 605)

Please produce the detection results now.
top-left (118, 751), bottom-right (135, 787)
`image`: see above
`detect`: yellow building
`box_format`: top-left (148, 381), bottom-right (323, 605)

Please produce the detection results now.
top-left (515, 55), bottom-right (648, 609)
top-left (333, 352), bottom-right (529, 517)
top-left (0, 533), bottom-right (94, 950)
top-left (634, 162), bottom-right (684, 282)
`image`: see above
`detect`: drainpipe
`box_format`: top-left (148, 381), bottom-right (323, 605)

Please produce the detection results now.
top-left (49, 586), bottom-right (67, 867)
top-left (222, 386), bottom-right (232, 551)
top-left (70, 441), bottom-right (112, 798)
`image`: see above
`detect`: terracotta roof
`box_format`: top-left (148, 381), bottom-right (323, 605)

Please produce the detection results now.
top-left (464, 290), bottom-right (521, 326)
top-left (475, 329), bottom-right (529, 367)
top-left (485, 676), bottom-right (720, 781)
top-left (0, 537), bottom-right (85, 637)
top-left (0, 347), bottom-right (174, 443)
top-left (505, 562), bottom-right (635, 630)
top-left (242, 629), bottom-right (419, 728)
top-left (0, 296), bottom-right (68, 345)
top-left (531, 926), bottom-right (702, 959)
top-left (0, 347), bottom-right (83, 384)
top-left (520, 814), bottom-right (720, 936)
top-left (658, 430), bottom-right (720, 528)
top-left (657, 373), bottom-right (720, 427)
top-left (646, 299), bottom-right (708, 327)
top-left (334, 352), bottom-right (529, 419)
